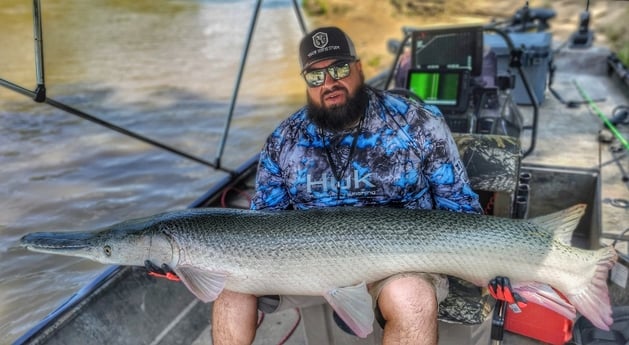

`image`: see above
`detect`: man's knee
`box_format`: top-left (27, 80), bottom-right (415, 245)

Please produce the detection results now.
top-left (214, 290), bottom-right (257, 314)
top-left (377, 275), bottom-right (439, 322)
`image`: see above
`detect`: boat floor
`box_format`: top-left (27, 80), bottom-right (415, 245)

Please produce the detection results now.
top-left (190, 307), bottom-right (545, 345)
top-left (189, 45), bottom-right (629, 344)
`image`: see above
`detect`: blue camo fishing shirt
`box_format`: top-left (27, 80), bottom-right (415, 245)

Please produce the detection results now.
top-left (250, 87), bottom-right (482, 213)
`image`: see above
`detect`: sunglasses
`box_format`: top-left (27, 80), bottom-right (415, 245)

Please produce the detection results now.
top-left (303, 61), bottom-right (353, 87)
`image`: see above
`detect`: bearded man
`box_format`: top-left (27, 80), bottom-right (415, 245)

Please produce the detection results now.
top-left (211, 26), bottom-right (483, 345)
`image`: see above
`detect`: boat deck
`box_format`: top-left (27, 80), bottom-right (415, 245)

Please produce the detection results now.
top-left (522, 47), bottom-right (628, 255)
top-left (189, 45), bottom-right (629, 345)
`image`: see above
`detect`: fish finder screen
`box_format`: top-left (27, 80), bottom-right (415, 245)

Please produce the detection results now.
top-left (411, 25), bottom-right (483, 76)
top-left (407, 70), bottom-right (461, 107)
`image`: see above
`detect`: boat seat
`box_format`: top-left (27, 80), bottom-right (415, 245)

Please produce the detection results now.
top-left (453, 133), bottom-right (523, 217)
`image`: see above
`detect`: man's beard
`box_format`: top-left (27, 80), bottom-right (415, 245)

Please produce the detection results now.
top-left (307, 84), bottom-right (369, 132)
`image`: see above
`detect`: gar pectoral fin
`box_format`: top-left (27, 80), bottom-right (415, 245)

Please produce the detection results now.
top-left (324, 281), bottom-right (374, 338)
top-left (173, 266), bottom-right (228, 303)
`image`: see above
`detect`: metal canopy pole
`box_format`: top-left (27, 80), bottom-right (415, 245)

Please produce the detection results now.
top-left (32, 0), bottom-right (46, 102)
top-left (214, 0), bottom-right (263, 170)
top-left (214, 0), bottom-right (308, 169)
top-left (292, 0), bottom-right (308, 35)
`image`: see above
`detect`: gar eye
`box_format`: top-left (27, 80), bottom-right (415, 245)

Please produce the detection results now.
top-left (103, 245), bottom-right (112, 256)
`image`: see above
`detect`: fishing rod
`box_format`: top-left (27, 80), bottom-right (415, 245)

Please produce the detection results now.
top-left (573, 80), bottom-right (629, 152)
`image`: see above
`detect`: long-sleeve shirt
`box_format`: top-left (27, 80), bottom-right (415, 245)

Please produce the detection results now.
top-left (251, 87), bottom-right (482, 214)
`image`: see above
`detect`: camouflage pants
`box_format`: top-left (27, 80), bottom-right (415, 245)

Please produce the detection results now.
top-left (438, 276), bottom-right (494, 325)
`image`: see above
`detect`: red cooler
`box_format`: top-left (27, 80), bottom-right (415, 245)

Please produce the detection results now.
top-left (505, 298), bottom-right (574, 345)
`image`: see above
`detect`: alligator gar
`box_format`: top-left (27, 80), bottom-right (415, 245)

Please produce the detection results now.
top-left (20, 204), bottom-right (616, 337)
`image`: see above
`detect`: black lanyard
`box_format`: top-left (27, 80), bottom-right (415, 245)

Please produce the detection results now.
top-left (320, 116), bottom-right (364, 200)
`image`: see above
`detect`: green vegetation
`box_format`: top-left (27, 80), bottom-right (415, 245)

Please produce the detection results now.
top-left (301, 0), bottom-right (328, 16)
top-left (619, 48), bottom-right (629, 67)
top-left (301, 0), bottom-right (353, 16)
top-left (366, 56), bottom-right (382, 69)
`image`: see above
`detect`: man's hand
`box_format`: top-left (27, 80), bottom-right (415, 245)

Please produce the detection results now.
top-left (488, 276), bottom-right (527, 313)
top-left (144, 260), bottom-right (180, 282)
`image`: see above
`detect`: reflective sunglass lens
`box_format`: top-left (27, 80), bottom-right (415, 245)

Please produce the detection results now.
top-left (303, 62), bottom-right (352, 87)
top-left (329, 63), bottom-right (350, 79)
top-left (304, 71), bottom-right (325, 87)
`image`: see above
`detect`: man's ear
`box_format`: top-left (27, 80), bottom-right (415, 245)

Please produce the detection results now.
top-left (355, 59), bottom-right (363, 71)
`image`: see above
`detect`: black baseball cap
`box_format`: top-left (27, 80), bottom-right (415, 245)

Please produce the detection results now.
top-left (299, 26), bottom-right (358, 72)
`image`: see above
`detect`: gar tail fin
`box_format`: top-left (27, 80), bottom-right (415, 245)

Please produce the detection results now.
top-left (566, 246), bottom-right (617, 330)
top-left (528, 205), bottom-right (616, 330)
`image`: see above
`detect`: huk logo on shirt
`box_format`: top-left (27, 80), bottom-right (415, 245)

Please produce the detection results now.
top-left (312, 32), bottom-right (328, 48)
top-left (306, 169), bottom-right (375, 194)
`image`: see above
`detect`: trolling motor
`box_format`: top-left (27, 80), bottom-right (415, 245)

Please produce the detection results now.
top-left (569, 0), bottom-right (594, 48)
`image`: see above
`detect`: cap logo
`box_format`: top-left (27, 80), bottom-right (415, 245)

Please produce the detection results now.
top-left (312, 32), bottom-right (328, 49)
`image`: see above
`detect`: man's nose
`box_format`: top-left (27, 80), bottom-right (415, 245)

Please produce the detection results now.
top-left (322, 71), bottom-right (340, 88)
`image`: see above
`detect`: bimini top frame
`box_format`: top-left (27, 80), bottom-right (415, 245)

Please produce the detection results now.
top-left (0, 0), bottom-right (309, 175)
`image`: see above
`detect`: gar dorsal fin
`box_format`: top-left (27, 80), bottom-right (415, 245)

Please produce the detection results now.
top-left (528, 204), bottom-right (587, 245)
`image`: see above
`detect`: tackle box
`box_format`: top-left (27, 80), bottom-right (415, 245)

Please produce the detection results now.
top-left (483, 32), bottom-right (553, 105)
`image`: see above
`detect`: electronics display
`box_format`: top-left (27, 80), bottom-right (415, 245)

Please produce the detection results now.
top-left (411, 25), bottom-right (484, 76)
top-left (406, 69), bottom-right (470, 114)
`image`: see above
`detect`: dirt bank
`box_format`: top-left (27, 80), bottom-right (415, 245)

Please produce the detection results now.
top-left (303, 0), bottom-right (628, 79)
